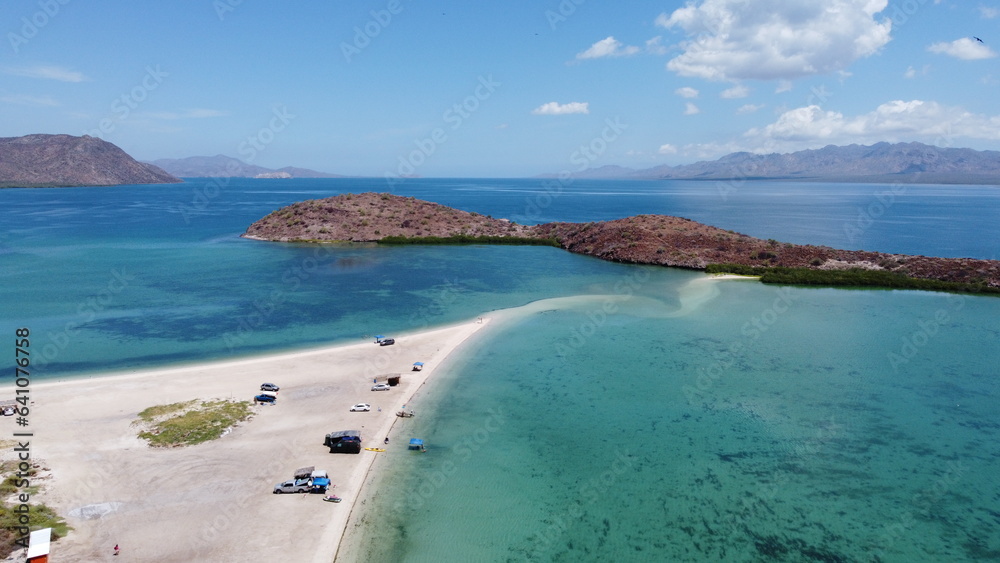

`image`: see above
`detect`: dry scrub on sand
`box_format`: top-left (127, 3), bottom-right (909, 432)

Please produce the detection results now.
top-left (133, 399), bottom-right (255, 447)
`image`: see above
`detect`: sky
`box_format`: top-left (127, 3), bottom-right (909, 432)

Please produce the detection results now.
top-left (1, 0), bottom-right (999, 177)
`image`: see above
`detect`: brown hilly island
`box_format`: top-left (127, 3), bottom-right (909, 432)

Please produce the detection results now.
top-left (244, 192), bottom-right (1000, 291)
top-left (0, 134), bottom-right (181, 187)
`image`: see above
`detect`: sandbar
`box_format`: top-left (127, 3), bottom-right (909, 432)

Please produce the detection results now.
top-left (0, 318), bottom-right (489, 562)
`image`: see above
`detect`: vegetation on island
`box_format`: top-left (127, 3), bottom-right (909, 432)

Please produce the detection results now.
top-left (379, 234), bottom-right (560, 246)
top-left (705, 264), bottom-right (1000, 295)
top-left (243, 192), bottom-right (1000, 295)
top-left (135, 399), bottom-right (254, 447)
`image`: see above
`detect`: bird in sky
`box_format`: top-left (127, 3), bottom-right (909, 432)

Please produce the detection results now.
top-left (973, 36), bottom-right (984, 43)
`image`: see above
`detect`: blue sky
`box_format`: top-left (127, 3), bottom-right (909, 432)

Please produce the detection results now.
top-left (2, 0), bottom-right (999, 177)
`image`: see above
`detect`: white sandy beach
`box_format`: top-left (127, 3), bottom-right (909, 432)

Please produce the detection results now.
top-left (1, 319), bottom-right (489, 563)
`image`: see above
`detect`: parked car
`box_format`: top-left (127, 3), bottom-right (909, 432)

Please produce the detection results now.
top-left (379, 338), bottom-right (395, 346)
top-left (371, 383), bottom-right (391, 391)
top-left (260, 383), bottom-right (279, 392)
top-left (254, 393), bottom-right (276, 403)
top-left (350, 403), bottom-right (371, 412)
top-left (273, 478), bottom-right (311, 494)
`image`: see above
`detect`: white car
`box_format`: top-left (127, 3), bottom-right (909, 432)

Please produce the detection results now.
top-left (350, 403), bottom-right (371, 412)
top-left (371, 383), bottom-right (391, 391)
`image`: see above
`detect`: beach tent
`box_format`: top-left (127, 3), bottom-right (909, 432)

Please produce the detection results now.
top-left (374, 335), bottom-right (385, 343)
top-left (412, 362), bottom-right (424, 371)
top-left (26, 528), bottom-right (51, 562)
top-left (408, 438), bottom-right (424, 451)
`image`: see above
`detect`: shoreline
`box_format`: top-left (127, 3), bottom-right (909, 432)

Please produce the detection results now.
top-left (1, 317), bottom-right (491, 562)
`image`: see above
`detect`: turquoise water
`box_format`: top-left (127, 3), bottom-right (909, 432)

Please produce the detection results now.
top-left (346, 276), bottom-right (1000, 562)
top-left (2, 179), bottom-right (999, 561)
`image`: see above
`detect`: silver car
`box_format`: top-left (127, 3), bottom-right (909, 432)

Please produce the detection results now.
top-left (273, 478), bottom-right (311, 494)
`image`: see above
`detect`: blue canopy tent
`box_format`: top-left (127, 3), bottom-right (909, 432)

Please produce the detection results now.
top-left (374, 335), bottom-right (385, 343)
top-left (412, 361), bottom-right (424, 371)
top-left (408, 438), bottom-right (424, 451)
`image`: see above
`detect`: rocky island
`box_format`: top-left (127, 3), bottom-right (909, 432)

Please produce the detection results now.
top-left (0, 134), bottom-right (181, 188)
top-left (244, 192), bottom-right (1000, 294)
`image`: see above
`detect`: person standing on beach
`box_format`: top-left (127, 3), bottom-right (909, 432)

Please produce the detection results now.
top-left (114, 544), bottom-right (120, 556)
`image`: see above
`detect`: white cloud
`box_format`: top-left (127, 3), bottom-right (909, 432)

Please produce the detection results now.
top-left (684, 102), bottom-right (701, 115)
top-left (3, 65), bottom-right (87, 82)
top-left (657, 0), bottom-right (892, 81)
top-left (645, 36), bottom-right (667, 55)
top-left (928, 37), bottom-right (997, 60)
top-left (0, 94), bottom-right (59, 106)
top-left (742, 100), bottom-right (1000, 151)
top-left (576, 36), bottom-right (640, 60)
top-left (675, 99), bottom-right (1000, 159)
top-left (142, 108), bottom-right (229, 120)
top-left (903, 65), bottom-right (930, 79)
top-left (675, 87), bottom-right (699, 98)
top-left (737, 103), bottom-right (764, 114)
top-left (720, 84), bottom-right (749, 99)
top-left (775, 81), bottom-right (793, 93)
top-left (531, 101), bottom-right (589, 115)
top-left (980, 6), bottom-right (999, 19)
top-left (658, 143), bottom-right (678, 154)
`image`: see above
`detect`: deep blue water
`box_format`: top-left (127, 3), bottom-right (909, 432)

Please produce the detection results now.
top-left (1, 178), bottom-right (999, 561)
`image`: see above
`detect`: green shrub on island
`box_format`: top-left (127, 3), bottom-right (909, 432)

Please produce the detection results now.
top-left (136, 399), bottom-right (254, 447)
top-left (378, 234), bottom-right (560, 247)
top-left (706, 263), bottom-right (1000, 295)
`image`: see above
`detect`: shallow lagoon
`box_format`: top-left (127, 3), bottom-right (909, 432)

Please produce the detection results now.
top-left (344, 272), bottom-right (1000, 562)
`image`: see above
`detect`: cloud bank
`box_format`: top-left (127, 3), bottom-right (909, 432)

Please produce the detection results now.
top-left (657, 0), bottom-right (892, 81)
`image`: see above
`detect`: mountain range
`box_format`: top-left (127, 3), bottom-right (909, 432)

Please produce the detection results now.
top-left (551, 142), bottom-right (1000, 184)
top-left (148, 155), bottom-right (342, 179)
top-left (0, 134), bottom-right (180, 188)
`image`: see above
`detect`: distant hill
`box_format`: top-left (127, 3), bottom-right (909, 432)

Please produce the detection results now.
top-left (554, 142), bottom-right (1000, 184)
top-left (0, 134), bottom-right (181, 188)
top-left (150, 155), bottom-right (342, 178)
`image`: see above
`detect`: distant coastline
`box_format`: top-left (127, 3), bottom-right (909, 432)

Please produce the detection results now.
top-left (243, 192), bottom-right (1000, 295)
top-left (542, 141), bottom-right (1000, 185)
